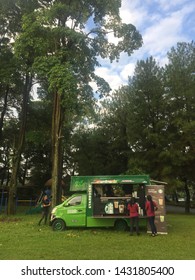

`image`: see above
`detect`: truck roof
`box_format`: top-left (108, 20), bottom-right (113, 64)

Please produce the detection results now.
top-left (70, 175), bottom-right (150, 191)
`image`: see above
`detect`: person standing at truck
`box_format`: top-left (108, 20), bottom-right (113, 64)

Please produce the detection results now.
top-left (104, 185), bottom-right (114, 197)
top-left (127, 197), bottom-right (139, 235)
top-left (38, 194), bottom-right (51, 226)
top-left (145, 195), bottom-right (158, 237)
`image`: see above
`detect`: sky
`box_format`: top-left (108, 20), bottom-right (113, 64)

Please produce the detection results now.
top-left (95, 0), bottom-right (195, 92)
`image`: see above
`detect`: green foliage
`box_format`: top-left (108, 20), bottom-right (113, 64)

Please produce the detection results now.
top-left (164, 41), bottom-right (195, 182)
top-left (1, 0), bottom-right (194, 212)
top-left (103, 57), bottom-right (167, 178)
top-left (70, 125), bottom-right (128, 176)
top-left (48, 63), bottom-right (78, 105)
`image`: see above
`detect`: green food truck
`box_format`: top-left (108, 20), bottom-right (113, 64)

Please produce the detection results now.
top-left (50, 175), bottom-right (167, 233)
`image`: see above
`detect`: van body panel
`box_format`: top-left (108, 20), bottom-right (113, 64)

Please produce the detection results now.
top-left (86, 216), bottom-right (129, 228)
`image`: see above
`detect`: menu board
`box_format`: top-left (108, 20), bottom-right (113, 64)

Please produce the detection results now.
top-left (146, 185), bottom-right (167, 234)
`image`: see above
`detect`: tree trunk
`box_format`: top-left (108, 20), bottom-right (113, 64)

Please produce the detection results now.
top-left (184, 179), bottom-right (190, 214)
top-left (51, 91), bottom-right (64, 208)
top-left (7, 74), bottom-right (32, 215)
top-left (7, 151), bottom-right (21, 214)
top-left (0, 85), bottom-right (9, 141)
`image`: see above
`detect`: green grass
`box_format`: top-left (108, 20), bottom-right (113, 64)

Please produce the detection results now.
top-left (0, 212), bottom-right (194, 260)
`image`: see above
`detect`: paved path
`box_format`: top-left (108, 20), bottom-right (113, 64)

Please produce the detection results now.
top-left (166, 205), bottom-right (195, 214)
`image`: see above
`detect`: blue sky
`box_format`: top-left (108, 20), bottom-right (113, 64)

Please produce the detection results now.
top-left (95, 0), bottom-right (195, 92)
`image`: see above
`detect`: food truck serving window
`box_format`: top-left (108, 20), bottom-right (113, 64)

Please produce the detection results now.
top-left (68, 196), bottom-right (82, 206)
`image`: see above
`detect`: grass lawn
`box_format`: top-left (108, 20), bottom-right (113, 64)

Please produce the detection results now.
top-left (0, 212), bottom-right (194, 260)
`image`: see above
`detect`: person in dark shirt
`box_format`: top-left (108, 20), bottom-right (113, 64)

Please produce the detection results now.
top-left (38, 194), bottom-right (51, 225)
top-left (104, 185), bottom-right (114, 197)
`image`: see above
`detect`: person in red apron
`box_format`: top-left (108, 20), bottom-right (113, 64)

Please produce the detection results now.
top-left (145, 195), bottom-right (158, 236)
top-left (127, 197), bottom-right (139, 235)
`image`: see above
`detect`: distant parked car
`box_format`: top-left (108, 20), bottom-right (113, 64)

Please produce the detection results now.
top-left (178, 198), bottom-right (185, 202)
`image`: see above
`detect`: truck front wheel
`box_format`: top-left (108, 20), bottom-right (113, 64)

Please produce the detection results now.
top-left (52, 219), bottom-right (66, 231)
top-left (114, 219), bottom-right (127, 231)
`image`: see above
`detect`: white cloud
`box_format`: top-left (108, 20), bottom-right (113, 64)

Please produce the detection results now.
top-left (157, 0), bottom-right (190, 12)
top-left (95, 0), bottom-right (195, 92)
top-left (120, 0), bottom-right (148, 29)
top-left (31, 83), bottom-right (40, 100)
top-left (142, 4), bottom-right (194, 59)
top-left (120, 63), bottom-right (135, 82)
top-left (143, 16), bottom-right (183, 55)
top-left (95, 67), bottom-right (124, 91)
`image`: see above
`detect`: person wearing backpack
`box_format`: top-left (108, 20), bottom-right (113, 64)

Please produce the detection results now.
top-left (145, 195), bottom-right (158, 237)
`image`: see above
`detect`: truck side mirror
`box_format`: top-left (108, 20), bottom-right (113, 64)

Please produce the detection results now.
top-left (63, 203), bottom-right (69, 207)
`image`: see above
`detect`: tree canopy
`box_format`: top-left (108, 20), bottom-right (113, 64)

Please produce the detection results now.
top-left (0, 1), bottom-right (194, 213)
top-left (0, 0), bottom-right (143, 211)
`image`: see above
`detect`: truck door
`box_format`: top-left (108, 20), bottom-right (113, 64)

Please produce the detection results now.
top-left (65, 194), bottom-right (86, 227)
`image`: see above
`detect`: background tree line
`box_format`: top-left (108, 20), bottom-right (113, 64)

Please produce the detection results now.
top-left (0, 1), bottom-right (194, 213)
top-left (72, 43), bottom-right (195, 213)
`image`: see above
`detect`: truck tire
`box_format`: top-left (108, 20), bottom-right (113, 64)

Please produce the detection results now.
top-left (114, 219), bottom-right (127, 231)
top-left (52, 219), bottom-right (66, 231)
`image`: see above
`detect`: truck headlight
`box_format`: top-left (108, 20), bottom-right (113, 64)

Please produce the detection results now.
top-left (51, 207), bottom-right (57, 214)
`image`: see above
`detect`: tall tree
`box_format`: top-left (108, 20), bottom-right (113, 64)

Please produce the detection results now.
top-left (20, 0), bottom-right (143, 207)
top-left (97, 86), bottom-right (130, 173)
top-left (164, 41), bottom-right (195, 213)
top-left (0, 0), bottom-right (43, 214)
top-left (125, 57), bottom-right (167, 177)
